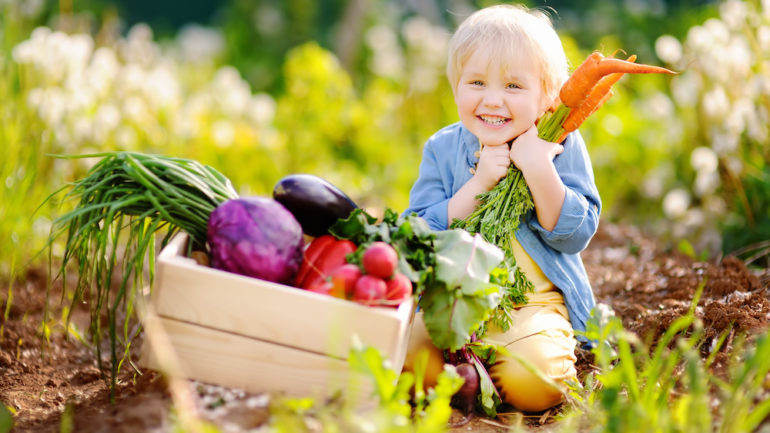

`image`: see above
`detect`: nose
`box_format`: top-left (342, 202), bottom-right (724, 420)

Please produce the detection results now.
top-left (482, 89), bottom-right (503, 108)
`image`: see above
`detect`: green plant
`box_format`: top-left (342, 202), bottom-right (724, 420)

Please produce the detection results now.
top-left (264, 343), bottom-right (462, 433)
top-left (554, 288), bottom-right (770, 433)
top-left (46, 152), bottom-right (238, 394)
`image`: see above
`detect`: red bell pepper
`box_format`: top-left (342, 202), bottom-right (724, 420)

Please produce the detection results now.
top-left (295, 235), bottom-right (357, 290)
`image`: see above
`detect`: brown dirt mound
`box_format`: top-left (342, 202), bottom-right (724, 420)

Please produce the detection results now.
top-left (1, 222), bottom-right (768, 432)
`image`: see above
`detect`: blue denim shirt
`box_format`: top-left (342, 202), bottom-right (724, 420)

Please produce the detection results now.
top-left (403, 122), bottom-right (601, 334)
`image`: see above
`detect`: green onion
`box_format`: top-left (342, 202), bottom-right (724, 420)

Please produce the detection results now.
top-left (44, 151), bottom-right (238, 396)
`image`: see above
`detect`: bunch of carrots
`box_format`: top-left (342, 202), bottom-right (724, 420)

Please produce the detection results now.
top-left (452, 51), bottom-right (675, 311)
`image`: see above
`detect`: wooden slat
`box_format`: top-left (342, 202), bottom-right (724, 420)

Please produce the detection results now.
top-left (140, 316), bottom-right (374, 400)
top-left (152, 234), bottom-right (414, 365)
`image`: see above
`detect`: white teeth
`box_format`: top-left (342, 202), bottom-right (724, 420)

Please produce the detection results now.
top-left (480, 115), bottom-right (507, 125)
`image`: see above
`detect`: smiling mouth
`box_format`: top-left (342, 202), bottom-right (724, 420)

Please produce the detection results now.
top-left (478, 115), bottom-right (509, 126)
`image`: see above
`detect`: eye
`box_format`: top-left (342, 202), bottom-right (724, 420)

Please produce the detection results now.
top-left (507, 82), bottom-right (521, 89)
top-left (471, 80), bottom-right (484, 86)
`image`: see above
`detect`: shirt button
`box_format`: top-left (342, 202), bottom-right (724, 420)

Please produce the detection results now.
top-left (469, 167), bottom-right (476, 175)
top-left (474, 151), bottom-right (480, 158)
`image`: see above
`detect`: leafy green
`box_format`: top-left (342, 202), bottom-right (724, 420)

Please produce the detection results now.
top-left (331, 209), bottom-right (505, 352)
top-left (419, 230), bottom-right (504, 351)
top-left (330, 208), bottom-right (436, 282)
top-left (432, 230), bottom-right (504, 297)
top-left (472, 354), bottom-right (502, 418)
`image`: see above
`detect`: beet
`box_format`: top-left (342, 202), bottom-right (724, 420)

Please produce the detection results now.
top-left (207, 197), bottom-right (304, 285)
top-left (452, 362), bottom-right (480, 414)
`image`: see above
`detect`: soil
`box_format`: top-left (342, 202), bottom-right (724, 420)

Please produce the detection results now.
top-left (1, 222), bottom-right (768, 433)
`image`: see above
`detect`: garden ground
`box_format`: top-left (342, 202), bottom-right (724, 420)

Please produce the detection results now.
top-left (1, 221), bottom-right (768, 432)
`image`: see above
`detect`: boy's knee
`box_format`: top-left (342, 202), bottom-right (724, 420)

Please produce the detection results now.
top-left (489, 333), bottom-right (577, 412)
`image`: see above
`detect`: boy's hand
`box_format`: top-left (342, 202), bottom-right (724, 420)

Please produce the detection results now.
top-left (474, 143), bottom-right (511, 190)
top-left (510, 125), bottom-right (563, 173)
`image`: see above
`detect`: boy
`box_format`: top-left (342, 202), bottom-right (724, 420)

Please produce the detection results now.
top-left (403, 4), bottom-right (601, 412)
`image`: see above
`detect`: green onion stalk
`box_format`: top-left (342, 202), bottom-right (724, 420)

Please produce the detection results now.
top-left (45, 151), bottom-right (238, 396)
top-left (451, 105), bottom-right (570, 331)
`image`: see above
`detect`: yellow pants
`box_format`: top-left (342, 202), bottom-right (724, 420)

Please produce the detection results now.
top-left (404, 302), bottom-right (577, 413)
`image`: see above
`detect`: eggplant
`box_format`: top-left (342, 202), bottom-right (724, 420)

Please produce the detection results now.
top-left (272, 174), bottom-right (358, 237)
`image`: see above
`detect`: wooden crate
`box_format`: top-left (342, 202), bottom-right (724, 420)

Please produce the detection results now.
top-left (140, 233), bottom-right (416, 399)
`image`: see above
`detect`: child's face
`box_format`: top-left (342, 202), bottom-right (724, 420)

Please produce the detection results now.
top-left (454, 47), bottom-right (547, 146)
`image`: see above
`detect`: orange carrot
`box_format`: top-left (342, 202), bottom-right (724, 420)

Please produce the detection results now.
top-left (559, 52), bottom-right (675, 109)
top-left (561, 69), bottom-right (629, 132)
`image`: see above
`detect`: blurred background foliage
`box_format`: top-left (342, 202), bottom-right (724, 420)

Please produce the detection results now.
top-left (1, 0), bottom-right (769, 282)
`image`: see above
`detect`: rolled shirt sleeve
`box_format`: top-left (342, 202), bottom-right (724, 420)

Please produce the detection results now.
top-left (528, 131), bottom-right (601, 254)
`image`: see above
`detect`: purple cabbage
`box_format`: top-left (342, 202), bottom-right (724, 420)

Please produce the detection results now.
top-left (207, 197), bottom-right (304, 285)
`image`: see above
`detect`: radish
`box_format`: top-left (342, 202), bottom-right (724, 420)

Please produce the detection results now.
top-left (385, 273), bottom-right (412, 303)
top-left (353, 275), bottom-right (386, 306)
top-left (362, 241), bottom-right (398, 279)
top-left (329, 264), bottom-right (362, 299)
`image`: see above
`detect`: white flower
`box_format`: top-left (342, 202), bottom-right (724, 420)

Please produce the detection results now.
top-left (93, 104), bottom-right (122, 143)
top-left (177, 24), bottom-right (225, 64)
top-left (690, 146), bottom-right (719, 173)
top-left (144, 65), bottom-right (181, 109)
top-left (122, 23), bottom-right (159, 66)
top-left (248, 93), bottom-right (276, 125)
top-left (642, 91), bottom-right (675, 119)
top-left (694, 171), bottom-right (720, 196)
top-left (65, 33), bottom-right (94, 75)
top-left (123, 96), bottom-right (148, 123)
top-left (212, 66), bottom-right (251, 115)
top-left (710, 128), bottom-right (740, 155)
top-left (115, 126), bottom-right (137, 149)
top-left (410, 65), bottom-right (439, 93)
top-left (366, 24), bottom-right (398, 51)
top-left (686, 25), bottom-right (711, 52)
top-left (211, 120), bottom-right (235, 148)
top-left (26, 87), bottom-right (44, 108)
top-left (683, 208), bottom-right (705, 229)
top-left (72, 117), bottom-right (92, 143)
top-left (670, 73), bottom-right (701, 107)
top-left (642, 172), bottom-right (665, 198)
top-left (724, 37), bottom-right (752, 76)
top-left (663, 188), bottom-right (691, 219)
top-left (402, 16), bottom-right (432, 47)
top-left (702, 86), bottom-right (729, 119)
top-left (370, 49), bottom-right (404, 79)
top-left (655, 35), bottom-right (683, 64)
top-left (704, 18), bottom-right (730, 46)
top-left (721, 0), bottom-right (748, 29)
top-left (758, 26), bottom-right (770, 52)
top-left (88, 48), bottom-right (119, 96)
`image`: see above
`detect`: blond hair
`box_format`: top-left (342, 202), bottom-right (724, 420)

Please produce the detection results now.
top-left (446, 4), bottom-right (569, 104)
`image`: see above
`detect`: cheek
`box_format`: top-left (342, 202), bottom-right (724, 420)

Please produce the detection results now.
top-left (455, 93), bottom-right (477, 116)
